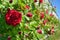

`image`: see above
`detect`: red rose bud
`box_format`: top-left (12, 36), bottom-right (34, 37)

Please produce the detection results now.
top-left (46, 9), bottom-right (48, 14)
top-left (18, 31), bottom-right (21, 34)
top-left (7, 8), bottom-right (10, 12)
top-left (40, 12), bottom-right (44, 19)
top-left (52, 25), bottom-right (54, 29)
top-left (43, 20), bottom-right (48, 25)
top-left (34, 0), bottom-right (37, 2)
top-left (7, 36), bottom-right (11, 40)
top-left (26, 12), bottom-right (33, 17)
top-left (48, 27), bottom-right (54, 35)
top-left (36, 26), bottom-right (40, 29)
top-left (51, 28), bottom-right (54, 34)
top-left (37, 29), bottom-right (42, 34)
top-left (52, 27), bottom-right (54, 29)
top-left (9, 0), bottom-right (13, 3)
top-left (50, 13), bottom-right (54, 16)
top-left (39, 0), bottom-right (43, 3)
top-left (25, 5), bottom-right (30, 10)
top-left (5, 9), bottom-right (22, 26)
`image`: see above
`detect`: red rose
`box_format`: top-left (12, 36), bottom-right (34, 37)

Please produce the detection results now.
top-left (40, 12), bottom-right (44, 19)
top-left (50, 13), bottom-right (54, 16)
top-left (51, 26), bottom-right (54, 33)
top-left (39, 0), bottom-right (43, 3)
top-left (25, 5), bottom-right (30, 10)
top-left (36, 25), bottom-right (40, 29)
top-left (43, 20), bottom-right (48, 25)
top-left (26, 12), bottom-right (33, 17)
top-left (18, 31), bottom-right (21, 35)
top-left (46, 9), bottom-right (48, 14)
top-left (5, 9), bottom-right (22, 26)
top-left (9, 0), bottom-right (13, 3)
top-left (37, 29), bottom-right (42, 34)
top-left (7, 36), bottom-right (11, 40)
top-left (34, 0), bottom-right (37, 2)
top-left (51, 28), bottom-right (54, 34)
top-left (49, 27), bottom-right (54, 35)
top-left (52, 25), bottom-right (54, 29)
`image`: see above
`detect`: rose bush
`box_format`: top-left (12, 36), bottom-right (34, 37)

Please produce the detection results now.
top-left (0, 0), bottom-right (59, 40)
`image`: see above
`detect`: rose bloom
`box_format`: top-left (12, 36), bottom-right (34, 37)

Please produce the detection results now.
top-left (40, 12), bottom-right (44, 19)
top-left (7, 36), bottom-right (11, 40)
top-left (5, 9), bottom-right (22, 26)
top-left (39, 0), bottom-right (43, 3)
top-left (50, 13), bottom-right (54, 16)
top-left (25, 5), bottom-right (30, 10)
top-left (26, 12), bottom-right (33, 17)
top-left (34, 0), bottom-right (37, 2)
top-left (37, 29), bottom-right (42, 34)
top-left (9, 0), bottom-right (13, 3)
top-left (43, 20), bottom-right (48, 25)
top-left (46, 9), bottom-right (48, 14)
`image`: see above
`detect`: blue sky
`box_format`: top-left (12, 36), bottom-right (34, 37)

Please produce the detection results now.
top-left (50, 0), bottom-right (60, 18)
